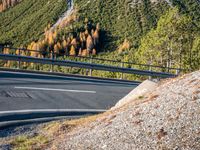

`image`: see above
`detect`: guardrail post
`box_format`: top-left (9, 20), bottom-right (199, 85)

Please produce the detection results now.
top-left (18, 49), bottom-right (21, 69)
top-left (149, 66), bottom-right (152, 80)
top-left (50, 50), bottom-right (54, 72)
top-left (89, 56), bottom-right (93, 76)
top-left (176, 69), bottom-right (180, 75)
top-left (121, 62), bottom-right (124, 80)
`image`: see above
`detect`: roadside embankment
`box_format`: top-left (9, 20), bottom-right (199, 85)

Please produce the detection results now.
top-left (50, 70), bottom-right (200, 149)
top-left (1, 70), bottom-right (200, 150)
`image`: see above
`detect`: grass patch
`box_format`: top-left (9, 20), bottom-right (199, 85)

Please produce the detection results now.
top-left (10, 114), bottom-right (106, 149)
top-left (138, 96), bottom-right (144, 99)
top-left (11, 135), bottom-right (49, 150)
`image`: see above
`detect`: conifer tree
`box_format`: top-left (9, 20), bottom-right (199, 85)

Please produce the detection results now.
top-left (78, 48), bottom-right (82, 56)
top-left (93, 29), bottom-right (100, 48)
top-left (86, 35), bottom-right (94, 52)
top-left (71, 38), bottom-right (78, 50)
top-left (70, 45), bottom-right (76, 56)
top-left (92, 48), bottom-right (96, 56)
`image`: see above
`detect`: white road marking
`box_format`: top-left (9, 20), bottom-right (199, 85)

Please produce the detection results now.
top-left (0, 109), bottom-right (106, 114)
top-left (14, 86), bottom-right (96, 94)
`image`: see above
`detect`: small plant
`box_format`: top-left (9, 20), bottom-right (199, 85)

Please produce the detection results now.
top-left (11, 135), bottom-right (49, 150)
top-left (138, 96), bottom-right (144, 99)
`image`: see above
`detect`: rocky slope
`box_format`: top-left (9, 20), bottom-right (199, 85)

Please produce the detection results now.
top-left (0, 0), bottom-right (21, 12)
top-left (49, 70), bottom-right (200, 150)
top-left (0, 71), bottom-right (199, 150)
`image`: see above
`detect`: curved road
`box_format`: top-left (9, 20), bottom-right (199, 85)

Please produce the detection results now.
top-left (0, 70), bottom-right (137, 112)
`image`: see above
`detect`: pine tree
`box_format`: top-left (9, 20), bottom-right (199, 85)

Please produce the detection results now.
top-left (78, 48), bottom-right (82, 56)
top-left (136, 8), bottom-right (200, 70)
top-left (71, 38), bottom-right (78, 50)
top-left (93, 29), bottom-right (100, 48)
top-left (92, 48), bottom-right (96, 56)
top-left (62, 40), bottom-right (68, 49)
top-left (54, 43), bottom-right (59, 54)
top-left (86, 35), bottom-right (94, 52)
top-left (48, 31), bottom-right (54, 46)
top-left (70, 45), bottom-right (76, 56)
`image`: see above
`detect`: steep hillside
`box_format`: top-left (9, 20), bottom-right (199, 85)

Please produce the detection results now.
top-left (0, 0), bottom-right (67, 46)
top-left (0, 0), bottom-right (199, 77)
top-left (0, 0), bottom-right (21, 12)
top-left (50, 71), bottom-right (200, 149)
top-left (75, 0), bottom-right (200, 72)
top-left (136, 8), bottom-right (200, 70)
top-left (171, 0), bottom-right (200, 27)
top-left (75, 0), bottom-right (170, 51)
top-left (1, 70), bottom-right (199, 149)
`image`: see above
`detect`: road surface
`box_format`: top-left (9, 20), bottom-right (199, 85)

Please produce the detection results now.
top-left (0, 71), bottom-right (137, 112)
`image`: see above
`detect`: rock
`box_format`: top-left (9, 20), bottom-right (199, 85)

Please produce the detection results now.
top-left (112, 80), bottom-right (158, 109)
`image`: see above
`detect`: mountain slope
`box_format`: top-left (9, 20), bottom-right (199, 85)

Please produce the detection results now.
top-left (75, 0), bottom-right (170, 51)
top-left (0, 0), bottom-right (66, 46)
top-left (0, 0), bottom-right (22, 12)
top-left (0, 0), bottom-right (199, 77)
top-left (135, 8), bottom-right (200, 70)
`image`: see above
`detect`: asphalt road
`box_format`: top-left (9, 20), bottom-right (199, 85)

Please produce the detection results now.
top-left (0, 71), bottom-right (137, 112)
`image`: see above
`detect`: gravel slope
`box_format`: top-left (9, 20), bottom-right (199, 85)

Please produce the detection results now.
top-left (51, 70), bottom-right (200, 150)
top-left (51, 0), bottom-right (74, 30)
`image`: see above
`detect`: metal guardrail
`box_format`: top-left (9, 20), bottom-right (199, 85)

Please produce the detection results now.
top-left (0, 54), bottom-right (177, 78)
top-left (0, 46), bottom-right (182, 72)
top-left (0, 45), bottom-right (181, 78)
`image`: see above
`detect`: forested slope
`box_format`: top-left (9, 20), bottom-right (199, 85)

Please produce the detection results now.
top-left (0, 0), bottom-right (66, 46)
top-left (0, 0), bottom-right (22, 12)
top-left (74, 0), bottom-right (200, 72)
top-left (0, 0), bottom-right (199, 77)
top-left (75, 0), bottom-right (170, 51)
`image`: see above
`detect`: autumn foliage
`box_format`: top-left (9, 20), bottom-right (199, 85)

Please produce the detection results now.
top-left (26, 18), bottom-right (101, 58)
top-left (0, 0), bottom-right (21, 12)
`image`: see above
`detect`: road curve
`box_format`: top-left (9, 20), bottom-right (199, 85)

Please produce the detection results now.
top-left (0, 70), bottom-right (137, 112)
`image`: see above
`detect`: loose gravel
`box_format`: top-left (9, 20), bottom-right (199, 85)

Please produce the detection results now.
top-left (0, 123), bottom-right (43, 149)
top-left (50, 71), bottom-right (200, 150)
top-left (0, 71), bottom-right (199, 150)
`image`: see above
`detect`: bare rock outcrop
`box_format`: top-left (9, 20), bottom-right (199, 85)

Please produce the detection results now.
top-left (113, 80), bottom-right (158, 109)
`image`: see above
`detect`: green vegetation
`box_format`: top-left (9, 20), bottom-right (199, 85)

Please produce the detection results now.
top-left (171, 0), bottom-right (200, 27)
top-left (77, 0), bottom-right (200, 70)
top-left (75, 0), bottom-right (170, 51)
top-left (11, 135), bottom-right (48, 150)
top-left (0, 0), bottom-right (22, 12)
top-left (0, 0), bottom-right (199, 80)
top-left (136, 8), bottom-right (200, 71)
top-left (0, 0), bottom-right (67, 46)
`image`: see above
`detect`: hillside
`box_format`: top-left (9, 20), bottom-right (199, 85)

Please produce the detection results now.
top-left (49, 70), bottom-right (200, 149)
top-left (0, 0), bottom-right (199, 77)
top-left (0, 0), bottom-right (66, 46)
top-left (75, 0), bottom-right (170, 51)
top-left (0, 70), bottom-right (199, 149)
top-left (0, 0), bottom-right (21, 12)
top-left (75, 0), bottom-right (200, 70)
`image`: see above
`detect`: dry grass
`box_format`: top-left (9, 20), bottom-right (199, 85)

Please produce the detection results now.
top-left (10, 135), bottom-right (49, 150)
top-left (118, 39), bottom-right (131, 54)
top-left (8, 114), bottom-right (105, 150)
